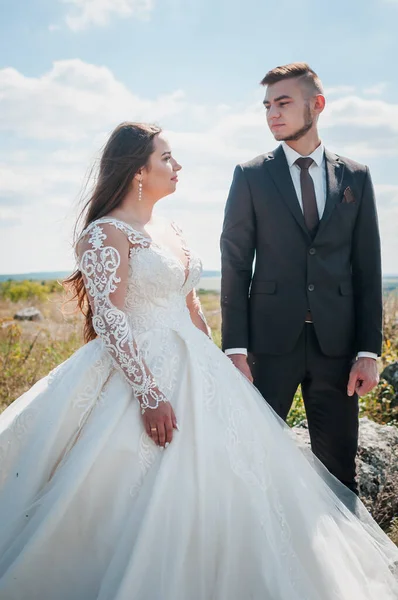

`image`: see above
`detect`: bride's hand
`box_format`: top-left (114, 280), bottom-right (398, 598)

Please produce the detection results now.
top-left (141, 400), bottom-right (179, 448)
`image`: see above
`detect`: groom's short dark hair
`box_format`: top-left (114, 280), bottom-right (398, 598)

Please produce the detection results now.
top-left (260, 63), bottom-right (324, 96)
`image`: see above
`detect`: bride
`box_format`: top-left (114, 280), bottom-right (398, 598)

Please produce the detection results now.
top-left (0, 122), bottom-right (397, 600)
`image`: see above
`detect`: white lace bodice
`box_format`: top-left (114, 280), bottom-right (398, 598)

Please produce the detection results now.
top-left (76, 217), bottom-right (203, 412)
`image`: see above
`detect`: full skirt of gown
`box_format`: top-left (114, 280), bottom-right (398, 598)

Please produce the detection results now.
top-left (0, 320), bottom-right (397, 600)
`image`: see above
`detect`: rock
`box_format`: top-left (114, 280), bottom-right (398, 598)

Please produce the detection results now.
top-left (381, 362), bottom-right (398, 407)
top-left (13, 307), bottom-right (43, 322)
top-left (357, 417), bottom-right (398, 527)
top-left (381, 362), bottom-right (398, 391)
top-left (293, 417), bottom-right (398, 528)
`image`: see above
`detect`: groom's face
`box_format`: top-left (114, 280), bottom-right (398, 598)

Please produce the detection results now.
top-left (263, 79), bottom-right (314, 142)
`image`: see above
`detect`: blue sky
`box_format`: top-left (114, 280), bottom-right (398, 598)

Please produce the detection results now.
top-left (1, 0), bottom-right (398, 274)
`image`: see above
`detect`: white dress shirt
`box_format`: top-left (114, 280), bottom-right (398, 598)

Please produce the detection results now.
top-left (282, 140), bottom-right (327, 218)
top-left (225, 142), bottom-right (377, 361)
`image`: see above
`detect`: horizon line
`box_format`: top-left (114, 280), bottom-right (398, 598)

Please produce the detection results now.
top-left (1, 270), bottom-right (398, 279)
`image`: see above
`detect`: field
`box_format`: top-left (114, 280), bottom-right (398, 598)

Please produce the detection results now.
top-left (1, 279), bottom-right (398, 542)
top-left (1, 279), bottom-right (398, 422)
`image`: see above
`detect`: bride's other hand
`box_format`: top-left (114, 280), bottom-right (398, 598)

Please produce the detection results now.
top-left (142, 400), bottom-right (178, 447)
top-left (228, 354), bottom-right (253, 383)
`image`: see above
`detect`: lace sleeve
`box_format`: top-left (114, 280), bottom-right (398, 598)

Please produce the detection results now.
top-left (76, 222), bottom-right (168, 414)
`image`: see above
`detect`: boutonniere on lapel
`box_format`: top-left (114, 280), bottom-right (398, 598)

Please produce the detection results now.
top-left (342, 186), bottom-right (356, 204)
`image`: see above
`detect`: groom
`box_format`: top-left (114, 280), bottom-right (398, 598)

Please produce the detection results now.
top-left (220, 63), bottom-right (382, 494)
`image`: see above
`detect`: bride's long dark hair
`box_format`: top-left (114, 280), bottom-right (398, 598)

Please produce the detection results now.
top-left (63, 122), bottom-right (162, 343)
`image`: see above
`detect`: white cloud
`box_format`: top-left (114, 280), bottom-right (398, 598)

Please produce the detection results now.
top-left (363, 82), bottom-right (388, 96)
top-left (323, 95), bottom-right (398, 131)
top-left (375, 185), bottom-right (398, 275)
top-left (63, 0), bottom-right (153, 31)
top-left (0, 60), bottom-right (185, 142)
top-left (0, 207), bottom-right (22, 227)
top-left (321, 94), bottom-right (398, 161)
top-left (0, 162), bottom-right (81, 201)
top-left (0, 61), bottom-right (397, 275)
top-left (325, 85), bottom-right (356, 96)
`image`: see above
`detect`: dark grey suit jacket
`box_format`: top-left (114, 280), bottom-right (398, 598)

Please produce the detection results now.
top-left (220, 145), bottom-right (383, 357)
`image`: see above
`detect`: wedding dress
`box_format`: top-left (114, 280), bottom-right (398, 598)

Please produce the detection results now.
top-left (0, 216), bottom-right (397, 600)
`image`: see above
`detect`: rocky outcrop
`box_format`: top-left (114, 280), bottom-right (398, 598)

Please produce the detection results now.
top-left (14, 307), bottom-right (43, 321)
top-left (293, 417), bottom-right (398, 528)
top-left (381, 362), bottom-right (398, 407)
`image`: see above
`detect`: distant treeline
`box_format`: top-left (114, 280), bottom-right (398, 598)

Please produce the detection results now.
top-left (1, 277), bottom-right (397, 303)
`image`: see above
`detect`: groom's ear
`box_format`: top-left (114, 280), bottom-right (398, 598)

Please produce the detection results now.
top-left (312, 93), bottom-right (326, 118)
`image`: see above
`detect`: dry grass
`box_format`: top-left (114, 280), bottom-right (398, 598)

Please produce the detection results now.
top-left (389, 519), bottom-right (398, 545)
top-left (0, 289), bottom-right (83, 412)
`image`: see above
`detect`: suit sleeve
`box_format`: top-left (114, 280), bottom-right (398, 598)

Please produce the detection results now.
top-left (351, 167), bottom-right (383, 355)
top-left (220, 165), bottom-right (256, 351)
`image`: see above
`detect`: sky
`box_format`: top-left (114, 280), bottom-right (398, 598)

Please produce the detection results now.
top-left (0, 0), bottom-right (398, 275)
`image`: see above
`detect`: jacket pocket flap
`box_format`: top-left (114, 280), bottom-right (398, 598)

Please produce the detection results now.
top-left (251, 281), bottom-right (277, 294)
top-left (339, 282), bottom-right (353, 296)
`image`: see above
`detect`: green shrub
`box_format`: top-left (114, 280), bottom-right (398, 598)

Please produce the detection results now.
top-left (286, 387), bottom-right (306, 427)
top-left (0, 280), bottom-right (62, 303)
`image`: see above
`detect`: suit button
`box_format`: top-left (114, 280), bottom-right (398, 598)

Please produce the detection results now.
top-left (308, 284), bottom-right (315, 292)
top-left (309, 248), bottom-right (316, 255)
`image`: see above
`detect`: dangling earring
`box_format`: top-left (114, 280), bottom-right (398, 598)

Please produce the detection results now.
top-left (138, 179), bottom-right (143, 202)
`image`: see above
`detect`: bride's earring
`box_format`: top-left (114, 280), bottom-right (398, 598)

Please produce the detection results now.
top-left (138, 179), bottom-right (143, 202)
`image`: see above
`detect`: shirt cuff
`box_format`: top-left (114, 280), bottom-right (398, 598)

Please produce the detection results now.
top-left (357, 351), bottom-right (378, 360)
top-left (224, 348), bottom-right (248, 356)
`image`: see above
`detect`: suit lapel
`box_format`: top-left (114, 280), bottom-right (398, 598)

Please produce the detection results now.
top-left (264, 145), bottom-right (345, 240)
top-left (263, 145), bottom-right (311, 240)
top-left (316, 149), bottom-right (345, 237)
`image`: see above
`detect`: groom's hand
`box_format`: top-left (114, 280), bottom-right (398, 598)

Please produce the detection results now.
top-left (347, 357), bottom-right (379, 397)
top-left (228, 354), bottom-right (253, 383)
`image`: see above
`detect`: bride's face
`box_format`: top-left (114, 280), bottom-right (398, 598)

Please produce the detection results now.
top-left (142, 134), bottom-right (182, 200)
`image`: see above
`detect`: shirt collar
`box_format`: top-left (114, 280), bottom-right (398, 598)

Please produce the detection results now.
top-left (281, 141), bottom-right (325, 168)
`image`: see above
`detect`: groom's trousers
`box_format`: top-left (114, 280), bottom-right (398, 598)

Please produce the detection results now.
top-left (248, 323), bottom-right (359, 495)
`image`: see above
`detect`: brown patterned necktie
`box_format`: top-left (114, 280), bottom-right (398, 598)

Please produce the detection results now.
top-left (295, 157), bottom-right (319, 236)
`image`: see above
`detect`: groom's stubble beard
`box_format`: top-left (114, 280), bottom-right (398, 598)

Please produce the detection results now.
top-left (281, 102), bottom-right (314, 142)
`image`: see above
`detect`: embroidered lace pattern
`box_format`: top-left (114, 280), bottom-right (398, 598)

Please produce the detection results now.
top-left (77, 219), bottom-right (170, 414)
